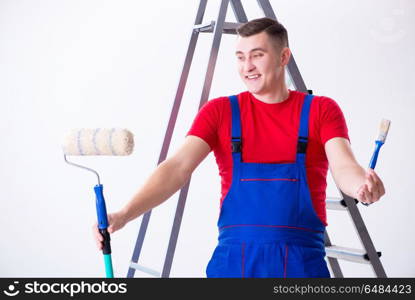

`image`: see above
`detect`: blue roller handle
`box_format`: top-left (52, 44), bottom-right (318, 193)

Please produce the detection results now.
top-left (362, 140), bottom-right (384, 206)
top-left (94, 184), bottom-right (114, 278)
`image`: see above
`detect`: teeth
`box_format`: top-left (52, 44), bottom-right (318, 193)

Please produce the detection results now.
top-left (247, 75), bottom-right (260, 79)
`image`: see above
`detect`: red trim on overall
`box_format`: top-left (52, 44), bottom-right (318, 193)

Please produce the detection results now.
top-left (283, 244), bottom-right (288, 278)
top-left (219, 224), bottom-right (324, 233)
top-left (240, 178), bottom-right (298, 182)
top-left (241, 242), bottom-right (245, 278)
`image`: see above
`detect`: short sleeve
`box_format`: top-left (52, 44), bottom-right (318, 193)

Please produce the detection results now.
top-left (186, 97), bottom-right (225, 150)
top-left (318, 97), bottom-right (350, 145)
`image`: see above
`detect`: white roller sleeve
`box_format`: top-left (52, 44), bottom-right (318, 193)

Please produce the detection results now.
top-left (62, 128), bottom-right (134, 156)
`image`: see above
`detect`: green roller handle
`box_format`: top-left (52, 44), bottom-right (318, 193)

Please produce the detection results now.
top-left (104, 254), bottom-right (114, 278)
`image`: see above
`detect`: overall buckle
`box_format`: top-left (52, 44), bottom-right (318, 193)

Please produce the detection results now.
top-left (231, 138), bottom-right (242, 153)
top-left (297, 136), bottom-right (308, 153)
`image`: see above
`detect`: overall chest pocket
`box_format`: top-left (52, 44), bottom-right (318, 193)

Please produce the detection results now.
top-left (237, 175), bottom-right (301, 225)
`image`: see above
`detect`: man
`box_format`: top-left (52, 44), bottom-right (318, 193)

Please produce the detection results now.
top-left (93, 18), bottom-right (385, 278)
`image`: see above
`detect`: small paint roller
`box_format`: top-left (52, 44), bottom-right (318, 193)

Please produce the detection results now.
top-left (362, 119), bottom-right (391, 206)
top-left (62, 128), bottom-right (134, 277)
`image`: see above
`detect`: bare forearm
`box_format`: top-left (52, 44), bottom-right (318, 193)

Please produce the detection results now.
top-left (120, 159), bottom-right (189, 223)
top-left (325, 138), bottom-right (385, 204)
top-left (332, 164), bottom-right (366, 199)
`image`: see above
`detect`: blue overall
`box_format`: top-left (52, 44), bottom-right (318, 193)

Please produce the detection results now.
top-left (206, 94), bottom-right (330, 278)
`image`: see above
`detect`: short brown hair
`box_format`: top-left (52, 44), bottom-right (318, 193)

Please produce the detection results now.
top-left (236, 17), bottom-right (289, 50)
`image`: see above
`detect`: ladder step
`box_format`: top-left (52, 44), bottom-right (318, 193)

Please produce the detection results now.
top-left (326, 196), bottom-right (359, 211)
top-left (194, 21), bottom-right (243, 34)
top-left (325, 245), bottom-right (381, 264)
top-left (326, 197), bottom-right (347, 211)
top-left (129, 262), bottom-right (161, 277)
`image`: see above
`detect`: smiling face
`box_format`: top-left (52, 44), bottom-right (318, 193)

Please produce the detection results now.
top-left (235, 31), bottom-right (290, 98)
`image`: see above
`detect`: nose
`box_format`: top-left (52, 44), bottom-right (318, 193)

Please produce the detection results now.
top-left (243, 57), bottom-right (255, 73)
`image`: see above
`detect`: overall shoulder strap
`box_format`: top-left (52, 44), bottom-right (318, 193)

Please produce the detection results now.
top-left (229, 95), bottom-right (242, 153)
top-left (297, 94), bottom-right (314, 155)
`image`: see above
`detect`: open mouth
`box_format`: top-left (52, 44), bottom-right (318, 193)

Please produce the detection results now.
top-left (245, 74), bottom-right (261, 81)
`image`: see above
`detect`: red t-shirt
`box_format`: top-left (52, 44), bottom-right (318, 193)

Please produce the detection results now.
top-left (186, 89), bottom-right (349, 226)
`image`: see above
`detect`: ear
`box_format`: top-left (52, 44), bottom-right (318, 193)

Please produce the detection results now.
top-left (280, 47), bottom-right (291, 66)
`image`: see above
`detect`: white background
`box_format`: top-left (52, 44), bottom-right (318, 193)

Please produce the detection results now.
top-left (0, 0), bottom-right (414, 277)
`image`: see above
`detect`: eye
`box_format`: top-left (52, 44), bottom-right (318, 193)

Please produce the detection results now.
top-left (236, 56), bottom-right (244, 61)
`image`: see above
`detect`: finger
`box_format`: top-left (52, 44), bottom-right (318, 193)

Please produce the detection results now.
top-left (370, 184), bottom-right (380, 202)
top-left (356, 185), bottom-right (364, 202)
top-left (370, 171), bottom-right (385, 200)
top-left (94, 229), bottom-right (102, 240)
top-left (358, 186), bottom-right (367, 203)
top-left (370, 170), bottom-right (386, 196)
top-left (365, 172), bottom-right (375, 193)
top-left (375, 175), bottom-right (385, 197)
top-left (94, 229), bottom-right (103, 241)
top-left (365, 173), bottom-right (379, 202)
top-left (109, 224), bottom-right (118, 234)
top-left (94, 233), bottom-right (103, 243)
top-left (97, 243), bottom-right (103, 251)
top-left (367, 184), bottom-right (375, 203)
top-left (379, 181), bottom-right (386, 197)
top-left (369, 169), bottom-right (381, 184)
top-left (92, 224), bottom-right (99, 238)
top-left (362, 184), bottom-right (373, 203)
top-left (357, 191), bottom-right (365, 203)
top-left (369, 171), bottom-right (380, 189)
top-left (359, 191), bottom-right (368, 204)
top-left (92, 223), bottom-right (101, 236)
top-left (366, 180), bottom-right (377, 203)
top-left (368, 169), bottom-right (380, 182)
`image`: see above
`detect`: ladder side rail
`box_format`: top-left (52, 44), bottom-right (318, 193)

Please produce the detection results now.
top-left (161, 0), bottom-right (230, 278)
top-left (127, 0), bottom-right (209, 278)
top-left (231, 0), bottom-right (248, 23)
top-left (200, 0), bottom-right (231, 106)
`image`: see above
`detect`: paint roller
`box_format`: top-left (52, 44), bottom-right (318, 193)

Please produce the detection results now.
top-left (62, 128), bottom-right (134, 277)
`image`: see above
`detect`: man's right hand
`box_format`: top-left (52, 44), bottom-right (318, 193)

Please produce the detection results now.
top-left (92, 211), bottom-right (128, 251)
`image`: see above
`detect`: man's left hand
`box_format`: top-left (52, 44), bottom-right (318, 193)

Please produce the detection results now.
top-left (356, 168), bottom-right (385, 204)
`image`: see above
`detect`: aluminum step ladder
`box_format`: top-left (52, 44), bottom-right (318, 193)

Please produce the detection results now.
top-left (126, 0), bottom-right (387, 278)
